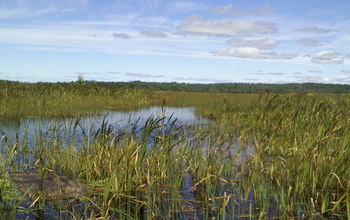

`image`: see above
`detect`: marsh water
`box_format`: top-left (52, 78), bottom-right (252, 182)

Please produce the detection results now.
top-left (0, 106), bottom-right (261, 219)
top-left (1, 106), bottom-right (212, 157)
top-left (0, 106), bottom-right (231, 219)
top-left (0, 106), bottom-right (207, 141)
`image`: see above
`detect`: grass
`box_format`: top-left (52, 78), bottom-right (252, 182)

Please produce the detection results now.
top-left (2, 116), bottom-right (240, 219)
top-left (0, 81), bottom-right (349, 219)
top-left (153, 91), bottom-right (260, 119)
top-left (0, 81), bottom-right (152, 118)
top-left (216, 93), bottom-right (350, 218)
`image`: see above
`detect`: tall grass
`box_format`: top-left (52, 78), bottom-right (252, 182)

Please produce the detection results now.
top-left (217, 93), bottom-right (350, 218)
top-left (154, 91), bottom-right (260, 119)
top-left (1, 116), bottom-right (248, 219)
top-left (0, 81), bottom-right (348, 218)
top-left (0, 82), bottom-right (152, 118)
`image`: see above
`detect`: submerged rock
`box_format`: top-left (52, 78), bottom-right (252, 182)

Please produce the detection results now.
top-left (10, 171), bottom-right (87, 200)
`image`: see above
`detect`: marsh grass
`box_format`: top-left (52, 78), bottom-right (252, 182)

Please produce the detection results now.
top-left (0, 81), bottom-right (348, 218)
top-left (0, 114), bottom-right (256, 219)
top-left (0, 82), bottom-right (152, 118)
top-left (154, 91), bottom-right (260, 119)
top-left (217, 93), bottom-right (350, 218)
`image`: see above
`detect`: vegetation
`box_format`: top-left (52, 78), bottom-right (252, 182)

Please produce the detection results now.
top-left (85, 80), bottom-right (350, 93)
top-left (0, 80), bottom-right (349, 219)
top-left (3, 80), bottom-right (350, 95)
top-left (0, 81), bottom-right (152, 118)
top-left (216, 94), bottom-right (350, 219)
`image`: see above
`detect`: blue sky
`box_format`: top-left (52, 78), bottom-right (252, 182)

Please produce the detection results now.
top-left (1, 0), bottom-right (350, 83)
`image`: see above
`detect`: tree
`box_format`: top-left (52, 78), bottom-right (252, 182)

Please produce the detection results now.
top-left (76, 74), bottom-right (85, 85)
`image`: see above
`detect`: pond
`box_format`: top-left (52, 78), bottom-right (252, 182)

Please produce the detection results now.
top-left (0, 106), bottom-right (207, 140)
top-left (0, 106), bottom-right (211, 158)
top-left (0, 106), bottom-right (258, 219)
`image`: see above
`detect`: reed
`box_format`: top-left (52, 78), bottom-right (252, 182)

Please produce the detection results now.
top-left (0, 81), bottom-right (348, 218)
top-left (0, 82), bottom-right (152, 118)
top-left (217, 93), bottom-right (350, 218)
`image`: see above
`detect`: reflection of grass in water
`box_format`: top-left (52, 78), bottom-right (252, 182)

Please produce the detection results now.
top-left (216, 93), bottom-right (350, 219)
top-left (0, 82), bottom-right (349, 218)
top-left (154, 91), bottom-right (261, 119)
top-left (0, 116), bottom-right (249, 219)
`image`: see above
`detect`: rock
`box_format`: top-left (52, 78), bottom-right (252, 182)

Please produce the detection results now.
top-left (10, 171), bottom-right (88, 200)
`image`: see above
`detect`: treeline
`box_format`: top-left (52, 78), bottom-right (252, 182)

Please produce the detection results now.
top-left (84, 81), bottom-right (350, 93)
top-left (1, 79), bottom-right (350, 93)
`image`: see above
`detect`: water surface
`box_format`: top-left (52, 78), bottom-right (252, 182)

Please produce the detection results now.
top-left (0, 106), bottom-right (207, 143)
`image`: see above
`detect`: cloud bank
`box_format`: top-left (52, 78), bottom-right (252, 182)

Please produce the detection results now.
top-left (296, 38), bottom-right (319, 46)
top-left (311, 51), bottom-right (343, 64)
top-left (211, 4), bottom-right (233, 15)
top-left (178, 19), bottom-right (277, 36)
top-left (214, 47), bottom-right (297, 60)
top-left (297, 26), bottom-right (336, 34)
top-left (227, 38), bottom-right (278, 49)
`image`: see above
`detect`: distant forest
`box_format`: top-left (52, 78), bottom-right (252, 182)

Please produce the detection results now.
top-left (83, 81), bottom-right (350, 93)
top-left (2, 80), bottom-right (350, 93)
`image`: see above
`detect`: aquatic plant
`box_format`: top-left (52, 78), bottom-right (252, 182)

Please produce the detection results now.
top-left (0, 81), bottom-right (349, 218)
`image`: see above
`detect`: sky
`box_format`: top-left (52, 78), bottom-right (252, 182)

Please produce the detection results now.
top-left (1, 0), bottom-right (350, 84)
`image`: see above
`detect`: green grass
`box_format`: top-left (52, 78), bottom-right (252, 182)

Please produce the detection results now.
top-left (0, 81), bottom-right (349, 218)
top-left (216, 93), bottom-right (350, 218)
top-left (0, 81), bottom-right (152, 118)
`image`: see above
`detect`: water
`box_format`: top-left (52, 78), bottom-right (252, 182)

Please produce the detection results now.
top-left (0, 106), bottom-right (209, 173)
top-left (0, 106), bottom-right (210, 157)
top-left (0, 106), bottom-right (207, 140)
top-left (0, 106), bottom-right (259, 219)
top-left (0, 106), bottom-right (211, 219)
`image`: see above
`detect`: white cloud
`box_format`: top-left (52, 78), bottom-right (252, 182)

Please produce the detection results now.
top-left (141, 30), bottom-right (168, 38)
top-left (211, 4), bottom-right (233, 15)
top-left (227, 38), bottom-right (278, 49)
top-left (178, 19), bottom-right (277, 36)
top-left (341, 69), bottom-right (350, 73)
top-left (296, 38), bottom-right (319, 47)
top-left (311, 51), bottom-right (343, 64)
top-left (297, 26), bottom-right (336, 34)
top-left (0, 24), bottom-right (215, 58)
top-left (214, 47), bottom-right (297, 60)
